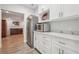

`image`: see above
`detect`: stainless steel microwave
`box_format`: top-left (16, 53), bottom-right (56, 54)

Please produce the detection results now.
top-left (36, 23), bottom-right (50, 32)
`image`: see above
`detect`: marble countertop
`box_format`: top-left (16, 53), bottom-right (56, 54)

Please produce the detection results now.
top-left (35, 31), bottom-right (79, 41)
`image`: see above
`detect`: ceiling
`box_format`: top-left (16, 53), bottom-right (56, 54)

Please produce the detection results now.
top-left (2, 4), bottom-right (38, 21)
top-left (21, 4), bottom-right (38, 10)
top-left (2, 9), bottom-right (24, 21)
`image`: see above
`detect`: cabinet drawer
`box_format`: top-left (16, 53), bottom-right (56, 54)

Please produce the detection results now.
top-left (53, 36), bottom-right (66, 46)
top-left (63, 39), bottom-right (79, 52)
top-left (41, 40), bottom-right (51, 47)
top-left (52, 42), bottom-right (63, 54)
top-left (63, 46), bottom-right (79, 54)
top-left (52, 36), bottom-right (79, 53)
top-left (42, 49), bottom-right (51, 54)
top-left (42, 34), bottom-right (52, 41)
top-left (42, 45), bottom-right (52, 54)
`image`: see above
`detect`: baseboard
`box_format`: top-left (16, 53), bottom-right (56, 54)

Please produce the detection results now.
top-left (34, 48), bottom-right (41, 54)
top-left (26, 42), bottom-right (33, 48)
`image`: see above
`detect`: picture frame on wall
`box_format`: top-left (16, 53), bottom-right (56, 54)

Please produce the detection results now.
top-left (13, 21), bottom-right (19, 26)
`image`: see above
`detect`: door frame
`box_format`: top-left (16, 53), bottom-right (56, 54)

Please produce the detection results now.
top-left (0, 9), bottom-right (2, 48)
top-left (0, 9), bottom-right (25, 48)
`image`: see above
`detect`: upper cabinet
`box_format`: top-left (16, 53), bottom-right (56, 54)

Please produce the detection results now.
top-left (49, 5), bottom-right (61, 20)
top-left (63, 4), bottom-right (79, 17)
top-left (38, 4), bottom-right (49, 14)
top-left (38, 4), bottom-right (79, 22)
top-left (38, 4), bottom-right (63, 22)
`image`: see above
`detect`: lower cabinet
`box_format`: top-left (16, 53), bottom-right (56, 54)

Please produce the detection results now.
top-left (52, 43), bottom-right (62, 54)
top-left (41, 41), bottom-right (52, 54)
top-left (63, 47), bottom-right (77, 54)
top-left (34, 32), bottom-right (52, 54)
top-left (52, 42), bottom-right (77, 54)
top-left (34, 32), bottom-right (79, 54)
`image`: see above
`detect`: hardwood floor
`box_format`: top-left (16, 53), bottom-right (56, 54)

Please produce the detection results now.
top-left (1, 34), bottom-right (24, 53)
top-left (0, 34), bottom-right (39, 54)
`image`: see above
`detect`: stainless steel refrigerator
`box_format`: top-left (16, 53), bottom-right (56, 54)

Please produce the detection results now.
top-left (27, 15), bottom-right (38, 48)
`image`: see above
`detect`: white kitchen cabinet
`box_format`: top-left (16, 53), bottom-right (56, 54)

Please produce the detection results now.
top-left (52, 37), bottom-right (64, 54)
top-left (63, 4), bottom-right (79, 17)
top-left (38, 4), bottom-right (79, 22)
top-left (38, 4), bottom-right (49, 14)
top-left (52, 43), bottom-right (62, 54)
top-left (50, 4), bottom-right (79, 20)
top-left (34, 32), bottom-right (79, 54)
top-left (52, 36), bottom-right (79, 54)
top-left (52, 44), bottom-right (77, 54)
top-left (49, 5), bottom-right (58, 20)
top-left (52, 40), bottom-right (77, 54)
top-left (50, 4), bottom-right (79, 19)
top-left (41, 35), bottom-right (52, 54)
top-left (34, 32), bottom-right (43, 52)
top-left (49, 5), bottom-right (63, 20)
top-left (38, 4), bottom-right (62, 22)
top-left (34, 32), bottom-right (52, 54)
top-left (63, 47), bottom-right (77, 54)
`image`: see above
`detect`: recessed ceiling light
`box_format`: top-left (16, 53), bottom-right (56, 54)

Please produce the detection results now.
top-left (5, 11), bottom-right (9, 13)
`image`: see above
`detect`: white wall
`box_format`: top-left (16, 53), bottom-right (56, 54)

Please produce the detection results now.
top-left (6, 18), bottom-right (24, 36)
top-left (0, 4), bottom-right (34, 48)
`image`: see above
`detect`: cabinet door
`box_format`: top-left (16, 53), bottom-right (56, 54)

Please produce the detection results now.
top-left (34, 32), bottom-right (44, 53)
top-left (63, 47), bottom-right (77, 54)
top-left (35, 34), bottom-right (41, 50)
top-left (50, 5), bottom-right (60, 20)
top-left (38, 4), bottom-right (62, 22)
top-left (52, 42), bottom-right (62, 54)
top-left (38, 4), bottom-right (49, 14)
top-left (41, 40), bottom-right (52, 54)
top-left (35, 33), bottom-right (52, 54)
top-left (63, 4), bottom-right (79, 17)
top-left (52, 45), bottom-right (60, 54)
top-left (39, 34), bottom-right (51, 54)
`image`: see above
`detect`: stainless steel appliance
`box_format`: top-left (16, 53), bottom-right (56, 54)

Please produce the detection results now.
top-left (36, 23), bottom-right (50, 32)
top-left (27, 15), bottom-right (38, 48)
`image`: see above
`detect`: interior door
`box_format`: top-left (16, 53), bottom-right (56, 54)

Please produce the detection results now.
top-left (2, 20), bottom-right (7, 37)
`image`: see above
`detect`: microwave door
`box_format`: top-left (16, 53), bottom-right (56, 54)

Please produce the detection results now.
top-left (44, 23), bottom-right (49, 32)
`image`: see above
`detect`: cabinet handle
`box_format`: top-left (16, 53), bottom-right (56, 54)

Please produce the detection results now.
top-left (59, 12), bottom-right (63, 17)
top-left (62, 50), bottom-right (64, 54)
top-left (59, 12), bottom-right (60, 17)
top-left (59, 49), bottom-right (61, 54)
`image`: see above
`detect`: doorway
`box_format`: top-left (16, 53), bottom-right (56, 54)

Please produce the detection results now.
top-left (1, 9), bottom-right (24, 53)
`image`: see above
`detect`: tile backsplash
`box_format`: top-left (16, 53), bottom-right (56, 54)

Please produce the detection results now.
top-left (50, 19), bottom-right (79, 35)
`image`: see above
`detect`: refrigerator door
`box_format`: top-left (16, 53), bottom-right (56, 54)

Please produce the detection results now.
top-left (27, 15), bottom-right (38, 48)
top-left (27, 18), bottom-right (32, 47)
